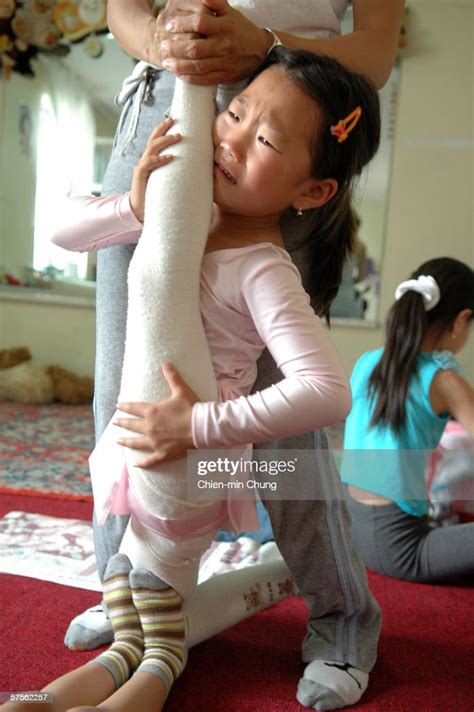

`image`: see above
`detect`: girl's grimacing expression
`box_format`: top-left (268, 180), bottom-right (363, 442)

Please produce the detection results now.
top-left (212, 65), bottom-right (335, 220)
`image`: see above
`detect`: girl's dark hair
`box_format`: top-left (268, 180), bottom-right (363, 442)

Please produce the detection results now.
top-left (255, 48), bottom-right (381, 320)
top-left (369, 257), bottom-right (474, 432)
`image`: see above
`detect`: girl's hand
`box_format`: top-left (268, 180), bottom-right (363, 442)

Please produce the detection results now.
top-left (159, 0), bottom-right (271, 85)
top-left (129, 118), bottom-right (182, 223)
top-left (114, 363), bottom-right (198, 468)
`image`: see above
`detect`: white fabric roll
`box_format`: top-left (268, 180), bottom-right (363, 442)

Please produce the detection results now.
top-left (117, 80), bottom-right (220, 591)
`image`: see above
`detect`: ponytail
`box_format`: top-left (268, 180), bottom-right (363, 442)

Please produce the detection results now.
top-left (369, 294), bottom-right (427, 431)
top-left (369, 257), bottom-right (474, 432)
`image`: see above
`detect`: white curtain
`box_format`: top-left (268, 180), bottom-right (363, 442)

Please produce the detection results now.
top-left (34, 56), bottom-right (96, 279)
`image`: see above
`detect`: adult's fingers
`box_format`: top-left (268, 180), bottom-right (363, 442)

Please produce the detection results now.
top-left (161, 36), bottom-right (221, 62)
top-left (163, 12), bottom-right (217, 37)
top-left (163, 55), bottom-right (238, 83)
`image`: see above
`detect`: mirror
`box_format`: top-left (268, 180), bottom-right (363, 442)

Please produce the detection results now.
top-left (0, 11), bottom-right (398, 323)
top-left (329, 9), bottom-right (399, 326)
top-left (0, 34), bottom-right (133, 292)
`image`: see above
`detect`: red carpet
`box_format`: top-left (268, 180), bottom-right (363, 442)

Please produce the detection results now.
top-left (1, 492), bottom-right (473, 711)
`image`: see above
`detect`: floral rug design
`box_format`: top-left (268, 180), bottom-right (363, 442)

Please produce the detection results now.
top-left (0, 402), bottom-right (94, 499)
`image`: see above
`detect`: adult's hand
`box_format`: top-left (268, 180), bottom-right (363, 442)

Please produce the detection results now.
top-left (107, 0), bottom-right (211, 67)
top-left (114, 363), bottom-right (198, 468)
top-left (159, 0), bottom-right (272, 84)
top-left (148, 0), bottom-right (213, 66)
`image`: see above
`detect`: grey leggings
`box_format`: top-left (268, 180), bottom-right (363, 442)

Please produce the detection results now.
top-left (346, 494), bottom-right (474, 583)
top-left (93, 69), bottom-right (381, 672)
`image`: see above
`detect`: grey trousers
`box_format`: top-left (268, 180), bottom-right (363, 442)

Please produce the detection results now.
top-left (346, 494), bottom-right (474, 583)
top-left (93, 70), bottom-right (381, 672)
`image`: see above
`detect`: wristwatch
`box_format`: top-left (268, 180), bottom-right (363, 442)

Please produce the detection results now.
top-left (263, 27), bottom-right (284, 56)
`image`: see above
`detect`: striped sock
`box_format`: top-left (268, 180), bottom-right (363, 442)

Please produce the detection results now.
top-left (130, 568), bottom-right (188, 695)
top-left (90, 553), bottom-right (144, 688)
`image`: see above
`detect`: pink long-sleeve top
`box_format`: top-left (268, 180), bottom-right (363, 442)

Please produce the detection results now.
top-left (51, 194), bottom-right (351, 449)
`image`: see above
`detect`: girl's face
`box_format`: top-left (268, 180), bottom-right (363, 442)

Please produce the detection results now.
top-left (212, 65), bottom-right (322, 218)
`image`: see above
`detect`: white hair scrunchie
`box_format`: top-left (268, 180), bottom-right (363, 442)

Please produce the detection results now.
top-left (394, 275), bottom-right (441, 311)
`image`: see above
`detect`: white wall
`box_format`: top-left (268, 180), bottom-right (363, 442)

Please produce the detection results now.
top-left (331, 0), bottom-right (474, 382)
top-left (1, 297), bottom-right (95, 375)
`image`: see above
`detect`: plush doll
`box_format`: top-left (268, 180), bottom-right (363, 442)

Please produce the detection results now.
top-left (0, 346), bottom-right (31, 369)
top-left (0, 347), bottom-right (93, 404)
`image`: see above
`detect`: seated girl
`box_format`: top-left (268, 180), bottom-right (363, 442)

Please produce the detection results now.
top-left (342, 257), bottom-right (474, 583)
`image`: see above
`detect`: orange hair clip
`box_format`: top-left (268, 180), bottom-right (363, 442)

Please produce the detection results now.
top-left (330, 107), bottom-right (362, 143)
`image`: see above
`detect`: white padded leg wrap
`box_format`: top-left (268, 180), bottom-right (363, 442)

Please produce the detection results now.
top-left (186, 556), bottom-right (294, 647)
top-left (118, 81), bottom-right (219, 586)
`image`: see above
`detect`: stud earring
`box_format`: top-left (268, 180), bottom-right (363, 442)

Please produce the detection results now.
top-left (296, 208), bottom-right (303, 217)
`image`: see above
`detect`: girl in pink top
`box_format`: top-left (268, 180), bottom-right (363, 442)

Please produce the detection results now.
top-left (8, 51), bottom-right (381, 712)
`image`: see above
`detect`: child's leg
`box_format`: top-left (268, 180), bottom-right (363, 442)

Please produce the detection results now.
top-left (3, 555), bottom-right (141, 712)
top-left (417, 521), bottom-right (474, 580)
top-left (41, 665), bottom-right (116, 712)
top-left (63, 558), bottom-right (298, 712)
top-left (250, 401), bottom-right (380, 710)
top-left (88, 554), bottom-right (143, 687)
top-left (348, 494), bottom-right (474, 582)
top-left (66, 672), bottom-right (167, 712)
top-left (65, 70), bottom-right (176, 652)
top-left (1, 665), bottom-right (116, 712)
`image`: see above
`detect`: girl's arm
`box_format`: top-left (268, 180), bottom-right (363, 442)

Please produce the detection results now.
top-left (430, 370), bottom-right (474, 437)
top-left (51, 119), bottom-right (181, 253)
top-left (115, 252), bottom-right (351, 464)
top-left (192, 254), bottom-right (352, 448)
top-left (50, 193), bottom-right (142, 253)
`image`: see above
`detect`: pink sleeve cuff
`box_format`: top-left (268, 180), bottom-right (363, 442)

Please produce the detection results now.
top-left (50, 193), bottom-right (142, 252)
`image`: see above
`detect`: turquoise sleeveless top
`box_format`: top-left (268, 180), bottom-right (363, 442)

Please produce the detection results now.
top-left (341, 349), bottom-right (460, 516)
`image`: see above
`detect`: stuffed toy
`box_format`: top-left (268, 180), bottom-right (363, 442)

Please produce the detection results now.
top-left (0, 346), bottom-right (93, 404)
top-left (0, 345), bottom-right (32, 369)
top-left (47, 364), bottom-right (93, 404)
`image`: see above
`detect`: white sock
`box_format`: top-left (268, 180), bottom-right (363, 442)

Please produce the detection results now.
top-left (298, 659), bottom-right (369, 710)
top-left (64, 604), bottom-right (113, 651)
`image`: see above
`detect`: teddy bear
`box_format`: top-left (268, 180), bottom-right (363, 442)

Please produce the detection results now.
top-left (0, 346), bottom-right (93, 404)
top-left (0, 345), bottom-right (32, 369)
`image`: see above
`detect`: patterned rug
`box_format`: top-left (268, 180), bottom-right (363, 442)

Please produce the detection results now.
top-left (0, 402), bottom-right (94, 500)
